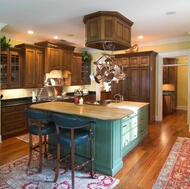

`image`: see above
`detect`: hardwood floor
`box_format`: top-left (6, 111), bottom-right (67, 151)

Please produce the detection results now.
top-left (0, 110), bottom-right (189, 188)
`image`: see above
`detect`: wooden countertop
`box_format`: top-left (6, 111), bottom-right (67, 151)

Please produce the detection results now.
top-left (30, 101), bottom-right (145, 120)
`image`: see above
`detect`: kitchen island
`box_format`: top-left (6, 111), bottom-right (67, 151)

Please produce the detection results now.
top-left (30, 101), bottom-right (149, 176)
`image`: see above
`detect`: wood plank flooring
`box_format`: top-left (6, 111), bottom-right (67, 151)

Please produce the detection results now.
top-left (0, 110), bottom-right (189, 188)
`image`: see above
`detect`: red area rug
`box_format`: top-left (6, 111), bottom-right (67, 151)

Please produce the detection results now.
top-left (153, 137), bottom-right (190, 188)
top-left (16, 133), bottom-right (45, 145)
top-left (0, 152), bottom-right (119, 189)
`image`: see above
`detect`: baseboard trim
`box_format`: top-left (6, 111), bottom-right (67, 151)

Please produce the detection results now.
top-left (176, 106), bottom-right (187, 110)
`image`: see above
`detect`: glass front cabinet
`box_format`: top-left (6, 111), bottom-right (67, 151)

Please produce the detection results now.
top-left (1, 48), bottom-right (22, 89)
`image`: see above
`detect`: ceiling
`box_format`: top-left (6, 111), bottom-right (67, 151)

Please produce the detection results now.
top-left (0, 0), bottom-right (190, 52)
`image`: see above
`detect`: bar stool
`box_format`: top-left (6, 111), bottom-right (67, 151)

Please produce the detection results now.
top-left (25, 108), bottom-right (56, 172)
top-left (52, 113), bottom-right (95, 189)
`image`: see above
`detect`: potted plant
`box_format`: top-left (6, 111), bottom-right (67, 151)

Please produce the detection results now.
top-left (81, 50), bottom-right (92, 62)
top-left (1, 35), bottom-right (11, 51)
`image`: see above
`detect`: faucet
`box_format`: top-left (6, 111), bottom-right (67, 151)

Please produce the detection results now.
top-left (113, 93), bottom-right (123, 102)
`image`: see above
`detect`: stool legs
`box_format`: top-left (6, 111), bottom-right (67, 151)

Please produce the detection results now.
top-left (89, 129), bottom-right (94, 178)
top-left (39, 132), bottom-right (43, 173)
top-left (27, 133), bottom-right (33, 167)
top-left (71, 129), bottom-right (75, 189)
top-left (54, 143), bottom-right (61, 182)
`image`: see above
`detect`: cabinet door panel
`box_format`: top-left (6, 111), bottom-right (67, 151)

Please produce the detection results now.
top-left (71, 54), bottom-right (82, 85)
top-left (1, 50), bottom-right (21, 89)
top-left (130, 57), bottom-right (139, 67)
top-left (25, 49), bottom-right (36, 87)
top-left (129, 68), bottom-right (139, 100)
top-left (47, 48), bottom-right (61, 71)
top-left (140, 56), bottom-right (149, 66)
top-left (62, 50), bottom-right (73, 71)
top-left (139, 67), bottom-right (150, 101)
top-left (35, 50), bottom-right (44, 87)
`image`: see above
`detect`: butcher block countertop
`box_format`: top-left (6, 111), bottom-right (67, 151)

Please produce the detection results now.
top-left (30, 101), bottom-right (148, 120)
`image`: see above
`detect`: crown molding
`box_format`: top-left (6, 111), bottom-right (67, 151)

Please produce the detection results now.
top-left (138, 36), bottom-right (190, 47)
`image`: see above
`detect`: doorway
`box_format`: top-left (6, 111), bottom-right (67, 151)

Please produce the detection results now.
top-left (157, 49), bottom-right (190, 126)
top-left (162, 58), bottom-right (187, 116)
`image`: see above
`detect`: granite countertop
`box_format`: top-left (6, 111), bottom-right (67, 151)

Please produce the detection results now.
top-left (1, 97), bottom-right (35, 107)
top-left (1, 92), bottom-right (96, 107)
top-left (30, 101), bottom-right (148, 120)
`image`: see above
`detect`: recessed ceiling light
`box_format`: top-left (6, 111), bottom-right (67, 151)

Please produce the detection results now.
top-left (28, 30), bottom-right (34, 34)
top-left (166, 11), bottom-right (176, 15)
top-left (53, 36), bottom-right (59, 39)
top-left (138, 35), bottom-right (143, 39)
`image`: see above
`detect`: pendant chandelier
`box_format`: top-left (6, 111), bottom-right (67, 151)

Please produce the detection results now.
top-left (93, 42), bottom-right (126, 84)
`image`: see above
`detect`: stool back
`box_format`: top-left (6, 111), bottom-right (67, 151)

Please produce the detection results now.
top-left (52, 114), bottom-right (94, 129)
top-left (25, 109), bottom-right (52, 121)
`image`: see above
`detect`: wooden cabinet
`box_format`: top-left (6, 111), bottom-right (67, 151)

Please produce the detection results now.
top-left (1, 104), bottom-right (29, 139)
top-left (101, 91), bottom-right (111, 100)
top-left (112, 51), bottom-right (157, 123)
top-left (71, 53), bottom-right (82, 85)
top-left (163, 58), bottom-right (177, 85)
top-left (34, 41), bottom-right (75, 73)
top-left (82, 94), bottom-right (96, 102)
top-left (62, 50), bottom-right (73, 71)
top-left (163, 93), bottom-right (176, 115)
top-left (71, 53), bottom-right (91, 85)
top-left (83, 11), bottom-right (133, 51)
top-left (81, 61), bottom-right (91, 84)
top-left (0, 47), bottom-right (22, 89)
top-left (45, 47), bottom-right (62, 72)
top-left (15, 44), bottom-right (44, 88)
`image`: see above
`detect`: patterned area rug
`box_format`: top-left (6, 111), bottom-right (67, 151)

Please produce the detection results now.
top-left (0, 152), bottom-right (119, 189)
top-left (153, 137), bottom-right (190, 188)
top-left (16, 133), bottom-right (45, 145)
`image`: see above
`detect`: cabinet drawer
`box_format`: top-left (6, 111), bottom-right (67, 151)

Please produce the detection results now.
top-left (137, 105), bottom-right (148, 115)
top-left (2, 120), bottom-right (28, 139)
top-left (2, 111), bottom-right (26, 124)
top-left (2, 105), bottom-right (26, 113)
top-left (130, 127), bottom-right (138, 142)
top-left (122, 120), bottom-right (131, 134)
top-left (122, 132), bottom-right (130, 147)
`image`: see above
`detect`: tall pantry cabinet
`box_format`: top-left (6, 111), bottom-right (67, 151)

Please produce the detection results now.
top-left (112, 51), bottom-right (157, 123)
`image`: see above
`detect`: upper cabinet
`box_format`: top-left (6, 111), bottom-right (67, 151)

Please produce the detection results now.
top-left (1, 47), bottom-right (22, 89)
top-left (62, 50), bottom-right (73, 71)
top-left (112, 51), bottom-right (157, 123)
top-left (15, 44), bottom-right (45, 88)
top-left (163, 58), bottom-right (177, 85)
top-left (71, 53), bottom-right (82, 85)
top-left (71, 53), bottom-right (91, 85)
top-left (81, 61), bottom-right (91, 84)
top-left (45, 47), bottom-right (62, 72)
top-left (34, 41), bottom-right (75, 73)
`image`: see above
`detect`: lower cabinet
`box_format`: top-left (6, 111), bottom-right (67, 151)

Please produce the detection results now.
top-left (1, 104), bottom-right (29, 139)
top-left (163, 94), bottom-right (176, 115)
top-left (122, 105), bottom-right (148, 157)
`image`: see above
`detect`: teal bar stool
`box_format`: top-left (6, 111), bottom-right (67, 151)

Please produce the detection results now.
top-left (25, 109), bottom-right (56, 172)
top-left (52, 113), bottom-right (95, 189)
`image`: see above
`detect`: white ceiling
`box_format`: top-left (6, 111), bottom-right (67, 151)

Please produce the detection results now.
top-left (0, 0), bottom-right (190, 52)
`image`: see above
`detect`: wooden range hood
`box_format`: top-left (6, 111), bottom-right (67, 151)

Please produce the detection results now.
top-left (83, 11), bottom-right (134, 51)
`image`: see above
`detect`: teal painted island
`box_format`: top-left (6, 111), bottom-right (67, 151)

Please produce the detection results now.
top-left (30, 101), bottom-right (149, 176)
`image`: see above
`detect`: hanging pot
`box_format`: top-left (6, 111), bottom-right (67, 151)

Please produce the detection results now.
top-left (94, 73), bottom-right (103, 84)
